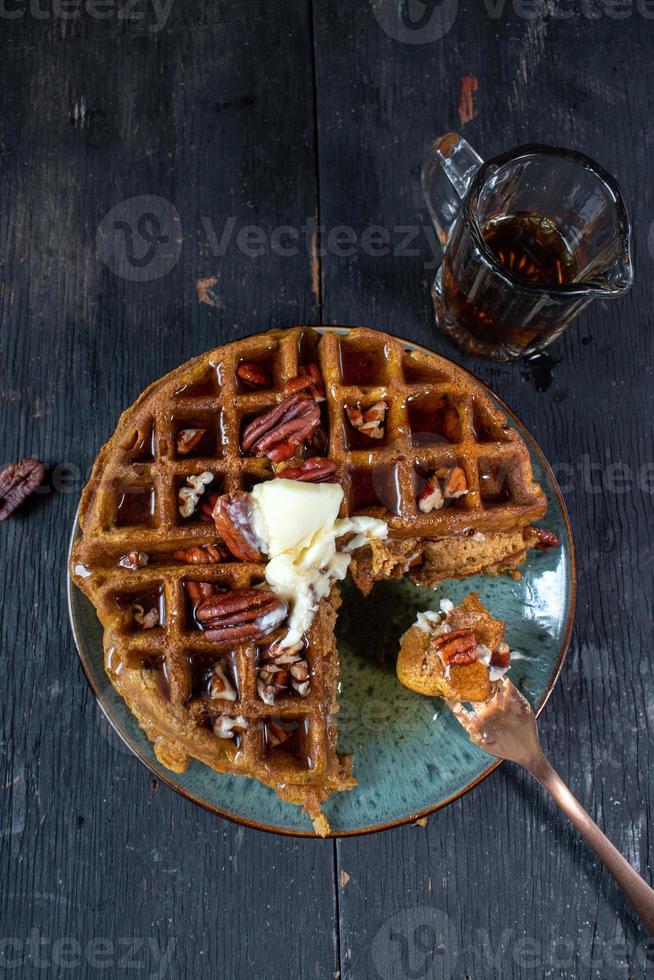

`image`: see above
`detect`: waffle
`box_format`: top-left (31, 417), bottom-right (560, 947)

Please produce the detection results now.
top-left (71, 325), bottom-right (550, 833)
top-left (397, 593), bottom-right (509, 702)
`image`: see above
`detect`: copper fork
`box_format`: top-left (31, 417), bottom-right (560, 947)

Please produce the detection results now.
top-left (448, 677), bottom-right (654, 935)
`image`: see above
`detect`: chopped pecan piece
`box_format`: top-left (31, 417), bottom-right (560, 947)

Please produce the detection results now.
top-left (418, 466), bottom-right (468, 513)
top-left (212, 491), bottom-right (263, 562)
top-left (490, 642), bottom-right (511, 670)
top-left (237, 362), bottom-right (271, 388)
top-left (290, 659), bottom-right (311, 696)
top-left (178, 472), bottom-right (214, 519)
top-left (346, 401), bottom-right (387, 440)
top-left (346, 406), bottom-right (364, 428)
top-left (284, 363), bottom-right (325, 400)
top-left (0, 459), bottom-right (45, 521)
top-left (279, 457), bottom-right (337, 483)
top-left (185, 581), bottom-right (216, 606)
top-left (176, 428), bottom-right (207, 455)
top-left (439, 466), bottom-right (468, 498)
top-left (208, 661), bottom-right (238, 701)
top-left (432, 627), bottom-right (478, 666)
top-left (257, 664), bottom-right (289, 704)
top-left (132, 604), bottom-right (159, 629)
top-left (241, 393), bottom-right (321, 460)
top-left (263, 639), bottom-right (304, 664)
top-left (418, 476), bottom-right (444, 513)
top-left (118, 551), bottom-right (149, 570)
top-left (524, 526), bottom-right (560, 551)
top-left (267, 720), bottom-right (295, 747)
top-left (196, 589), bottom-right (288, 644)
top-left (174, 544), bottom-right (225, 564)
top-left (213, 715), bottom-right (248, 738)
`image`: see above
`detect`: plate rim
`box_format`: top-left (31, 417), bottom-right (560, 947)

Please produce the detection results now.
top-left (67, 324), bottom-right (577, 838)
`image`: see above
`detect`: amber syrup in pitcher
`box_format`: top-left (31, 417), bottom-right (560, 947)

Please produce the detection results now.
top-left (442, 212), bottom-right (577, 351)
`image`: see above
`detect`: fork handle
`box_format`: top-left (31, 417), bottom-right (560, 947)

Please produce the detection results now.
top-left (527, 754), bottom-right (654, 935)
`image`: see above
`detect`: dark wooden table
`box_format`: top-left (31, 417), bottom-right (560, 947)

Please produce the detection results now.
top-left (2, 2), bottom-right (653, 977)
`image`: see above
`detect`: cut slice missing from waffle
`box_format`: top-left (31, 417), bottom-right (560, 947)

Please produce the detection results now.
top-left (71, 325), bottom-right (558, 834)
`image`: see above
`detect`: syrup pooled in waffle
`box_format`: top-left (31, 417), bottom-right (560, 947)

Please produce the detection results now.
top-left (72, 325), bottom-right (548, 833)
top-left (316, 328), bottom-right (545, 538)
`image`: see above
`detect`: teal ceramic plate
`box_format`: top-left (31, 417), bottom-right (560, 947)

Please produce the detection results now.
top-left (67, 330), bottom-right (576, 837)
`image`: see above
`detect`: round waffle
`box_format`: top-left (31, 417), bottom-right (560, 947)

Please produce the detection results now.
top-left (71, 325), bottom-right (548, 834)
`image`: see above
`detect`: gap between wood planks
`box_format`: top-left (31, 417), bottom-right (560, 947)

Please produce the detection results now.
top-left (308, 2), bottom-right (343, 976)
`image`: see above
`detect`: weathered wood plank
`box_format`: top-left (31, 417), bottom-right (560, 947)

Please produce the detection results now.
top-left (0, 4), bottom-right (338, 978)
top-left (313, 2), bottom-right (654, 977)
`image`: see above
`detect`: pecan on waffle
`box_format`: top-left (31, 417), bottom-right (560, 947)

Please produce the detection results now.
top-left (396, 593), bottom-right (512, 702)
top-left (71, 325), bottom-right (555, 833)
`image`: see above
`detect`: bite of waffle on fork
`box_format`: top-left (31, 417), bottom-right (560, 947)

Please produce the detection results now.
top-left (71, 325), bottom-right (555, 835)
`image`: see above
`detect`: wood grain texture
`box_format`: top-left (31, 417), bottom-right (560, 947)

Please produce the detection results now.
top-left (313, 2), bottom-right (653, 978)
top-left (1, 0), bottom-right (653, 977)
top-left (0, 4), bottom-right (337, 979)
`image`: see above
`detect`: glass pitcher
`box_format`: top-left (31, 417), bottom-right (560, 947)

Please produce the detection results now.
top-left (421, 134), bottom-right (633, 361)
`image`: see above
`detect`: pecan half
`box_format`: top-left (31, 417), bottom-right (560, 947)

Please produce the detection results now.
top-left (212, 491), bottom-right (263, 562)
top-left (0, 459), bottom-right (45, 521)
top-left (524, 526), bottom-right (560, 551)
top-left (237, 362), bottom-right (271, 388)
top-left (432, 627), bottom-right (478, 666)
top-left (241, 393), bottom-right (321, 460)
top-left (267, 441), bottom-right (298, 464)
top-left (196, 589), bottom-right (288, 644)
top-left (174, 544), bottom-right (225, 564)
top-left (199, 492), bottom-right (220, 522)
top-left (176, 428), bottom-right (207, 455)
top-left (279, 457), bottom-right (336, 483)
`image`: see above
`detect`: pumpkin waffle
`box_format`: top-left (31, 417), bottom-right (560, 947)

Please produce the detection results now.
top-left (71, 325), bottom-right (553, 833)
top-left (397, 593), bottom-right (511, 702)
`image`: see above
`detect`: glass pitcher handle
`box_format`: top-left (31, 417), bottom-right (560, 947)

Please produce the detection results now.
top-left (421, 133), bottom-right (483, 250)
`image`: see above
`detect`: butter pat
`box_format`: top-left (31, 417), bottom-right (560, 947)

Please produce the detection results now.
top-left (250, 480), bottom-right (343, 556)
top-left (250, 479), bottom-right (388, 647)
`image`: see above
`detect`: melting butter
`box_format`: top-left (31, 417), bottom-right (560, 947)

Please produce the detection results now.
top-left (250, 480), bottom-right (388, 647)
